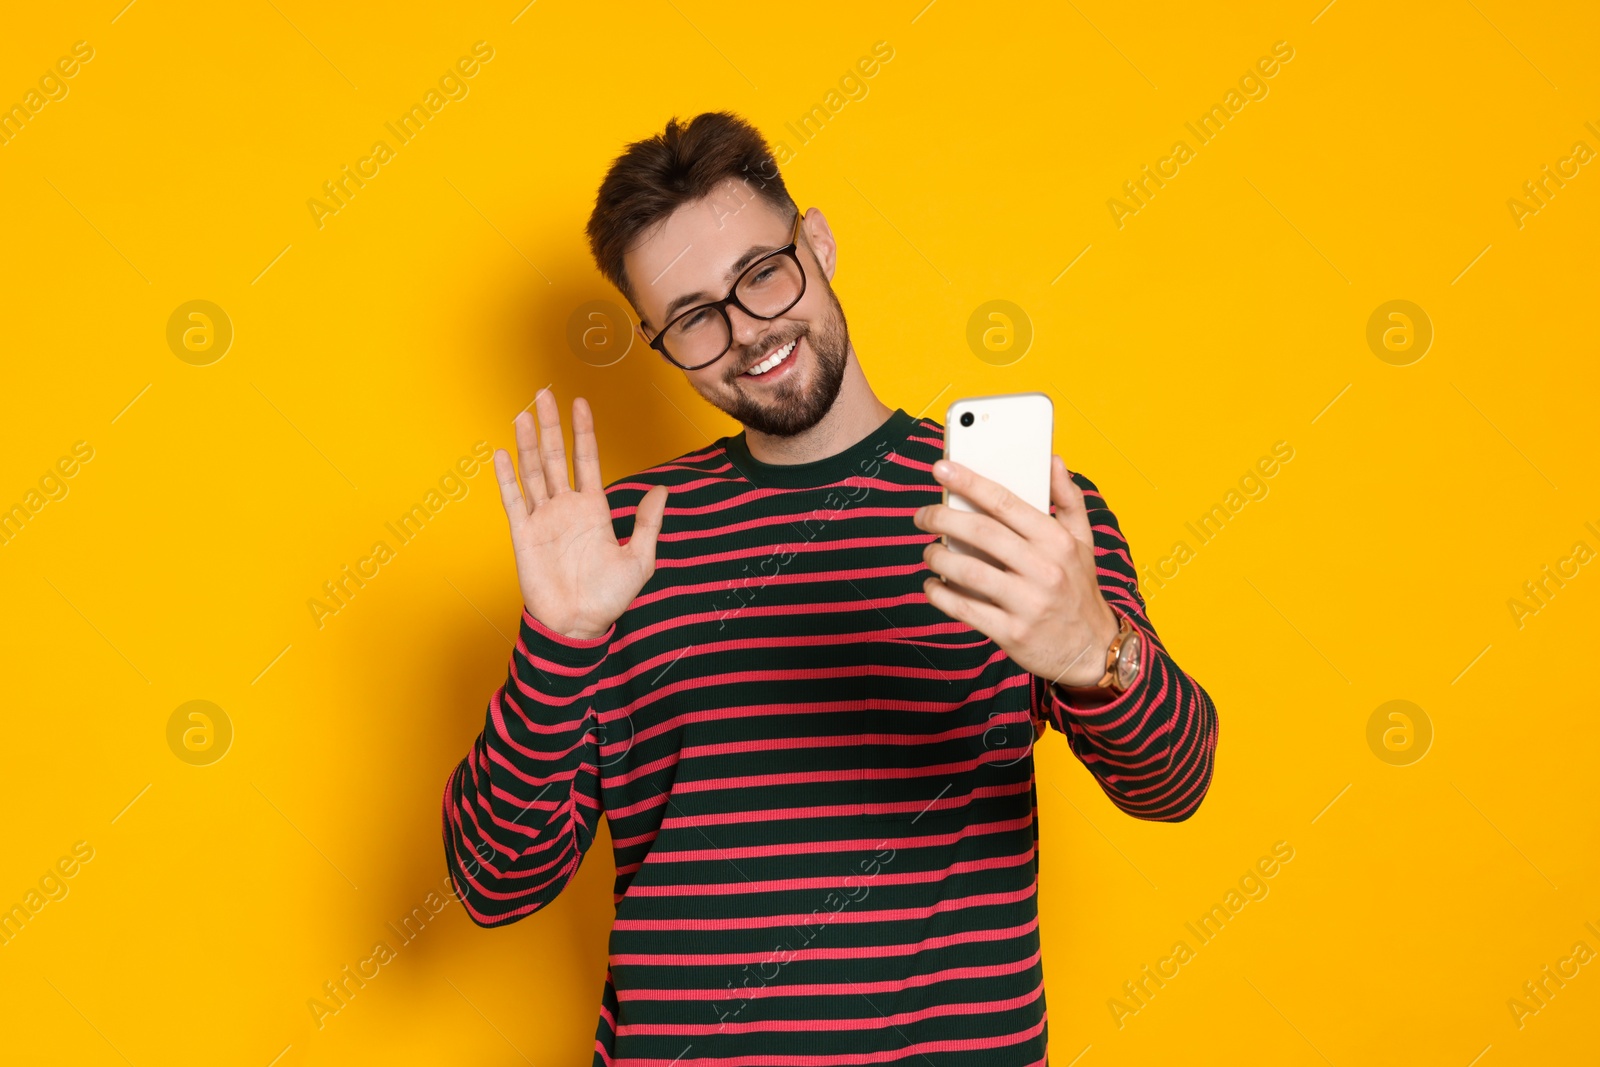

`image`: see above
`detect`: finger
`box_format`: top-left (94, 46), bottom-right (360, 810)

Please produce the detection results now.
top-left (626, 484), bottom-right (670, 566)
top-left (915, 502), bottom-right (1038, 576)
top-left (514, 409), bottom-right (547, 509)
top-left (571, 397), bottom-right (603, 493)
top-left (535, 388), bottom-right (572, 495)
top-left (922, 572), bottom-right (1013, 641)
top-left (923, 540), bottom-right (1022, 607)
top-left (932, 458), bottom-right (1057, 541)
top-left (1050, 455), bottom-right (1094, 548)
top-left (492, 449), bottom-right (526, 529)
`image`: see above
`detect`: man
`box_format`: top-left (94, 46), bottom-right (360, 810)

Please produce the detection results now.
top-left (442, 111), bottom-right (1218, 1065)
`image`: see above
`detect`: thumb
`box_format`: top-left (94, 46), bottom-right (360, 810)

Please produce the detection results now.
top-left (626, 484), bottom-right (669, 567)
top-left (1050, 455), bottom-right (1093, 547)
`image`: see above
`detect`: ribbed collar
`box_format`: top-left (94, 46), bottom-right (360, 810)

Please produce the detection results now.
top-left (719, 407), bottom-right (918, 489)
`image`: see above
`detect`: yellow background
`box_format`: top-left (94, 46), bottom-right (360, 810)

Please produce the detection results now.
top-left (2, 0), bottom-right (1596, 1063)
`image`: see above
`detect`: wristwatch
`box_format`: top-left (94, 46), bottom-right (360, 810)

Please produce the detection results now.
top-left (1070, 610), bottom-right (1142, 694)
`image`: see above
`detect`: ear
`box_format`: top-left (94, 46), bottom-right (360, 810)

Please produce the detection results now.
top-left (800, 208), bottom-right (838, 282)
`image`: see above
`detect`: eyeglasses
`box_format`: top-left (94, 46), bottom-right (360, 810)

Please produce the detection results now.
top-left (646, 212), bottom-right (808, 370)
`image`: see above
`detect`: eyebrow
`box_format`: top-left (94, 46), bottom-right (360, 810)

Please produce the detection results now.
top-left (655, 239), bottom-right (785, 326)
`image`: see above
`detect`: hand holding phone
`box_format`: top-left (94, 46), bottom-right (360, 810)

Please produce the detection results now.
top-left (922, 392), bottom-right (1123, 685)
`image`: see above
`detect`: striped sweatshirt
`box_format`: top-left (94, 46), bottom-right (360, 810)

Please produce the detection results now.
top-left (441, 406), bottom-right (1219, 1066)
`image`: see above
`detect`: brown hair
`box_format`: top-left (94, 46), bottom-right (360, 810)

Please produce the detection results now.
top-left (585, 111), bottom-right (797, 316)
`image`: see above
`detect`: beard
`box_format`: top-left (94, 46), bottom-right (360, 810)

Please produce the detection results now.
top-left (700, 283), bottom-right (851, 438)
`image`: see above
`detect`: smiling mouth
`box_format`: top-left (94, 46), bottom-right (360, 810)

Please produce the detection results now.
top-left (742, 337), bottom-right (798, 377)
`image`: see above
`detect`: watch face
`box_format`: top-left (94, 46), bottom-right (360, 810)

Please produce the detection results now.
top-left (1115, 631), bottom-right (1142, 688)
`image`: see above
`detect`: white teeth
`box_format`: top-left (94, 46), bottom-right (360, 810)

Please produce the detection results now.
top-left (746, 339), bottom-right (796, 376)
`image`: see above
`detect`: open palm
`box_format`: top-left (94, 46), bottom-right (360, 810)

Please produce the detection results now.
top-left (493, 390), bottom-right (669, 640)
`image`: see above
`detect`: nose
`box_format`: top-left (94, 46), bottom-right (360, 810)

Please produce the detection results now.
top-left (726, 304), bottom-right (767, 349)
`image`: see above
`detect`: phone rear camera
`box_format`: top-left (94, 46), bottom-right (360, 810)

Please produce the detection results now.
top-left (959, 411), bottom-right (975, 427)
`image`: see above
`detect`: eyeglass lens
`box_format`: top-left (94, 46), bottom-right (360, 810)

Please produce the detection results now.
top-left (661, 254), bottom-right (804, 367)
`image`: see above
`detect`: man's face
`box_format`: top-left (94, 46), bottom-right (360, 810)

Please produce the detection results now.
top-left (625, 181), bottom-right (851, 437)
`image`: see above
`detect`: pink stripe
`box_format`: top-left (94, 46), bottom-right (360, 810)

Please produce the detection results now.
top-left (680, 717), bottom-right (994, 757)
top-left (652, 533), bottom-right (933, 570)
top-left (623, 850), bottom-right (1033, 896)
top-left (610, 883), bottom-right (1036, 931)
top-left (601, 675), bottom-right (1024, 777)
top-left (619, 984), bottom-right (1043, 1036)
top-left (616, 601), bottom-right (972, 657)
top-left (668, 743), bottom-right (1027, 795)
top-left (628, 568), bottom-right (932, 614)
top-left (619, 946), bottom-right (1039, 1001)
top-left (616, 1017), bottom-right (1045, 1065)
top-left (608, 472), bottom-right (733, 500)
top-left (609, 915), bottom-right (1038, 966)
top-left (603, 708), bottom-right (1029, 792)
top-left (655, 504), bottom-right (927, 545)
top-left (610, 476), bottom-right (927, 531)
top-left (643, 814), bottom-right (1032, 862)
top-left (610, 780), bottom-right (1032, 841)
top-left (651, 480), bottom-right (913, 520)
top-left (602, 659), bottom-right (1025, 760)
top-left (657, 780), bottom-right (1030, 829)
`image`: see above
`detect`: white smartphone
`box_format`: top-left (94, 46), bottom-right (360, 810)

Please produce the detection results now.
top-left (943, 392), bottom-right (1054, 579)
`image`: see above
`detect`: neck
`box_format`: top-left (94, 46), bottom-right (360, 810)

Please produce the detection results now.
top-left (742, 349), bottom-right (894, 465)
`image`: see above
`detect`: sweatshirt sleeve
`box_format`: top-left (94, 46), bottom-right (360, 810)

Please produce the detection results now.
top-left (1031, 471), bottom-right (1219, 822)
top-left (441, 608), bottom-right (615, 927)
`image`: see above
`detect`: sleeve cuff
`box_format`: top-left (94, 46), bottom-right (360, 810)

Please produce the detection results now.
top-left (1051, 606), bottom-right (1152, 715)
top-left (518, 608), bottom-right (615, 667)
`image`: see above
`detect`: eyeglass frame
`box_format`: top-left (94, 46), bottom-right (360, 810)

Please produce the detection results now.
top-left (643, 211), bottom-right (808, 371)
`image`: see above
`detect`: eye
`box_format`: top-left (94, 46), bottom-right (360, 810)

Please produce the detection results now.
top-left (747, 263), bottom-right (779, 286)
top-left (676, 308), bottom-right (710, 331)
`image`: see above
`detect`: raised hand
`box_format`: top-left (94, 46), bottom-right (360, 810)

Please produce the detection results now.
top-left (493, 389), bottom-right (669, 640)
